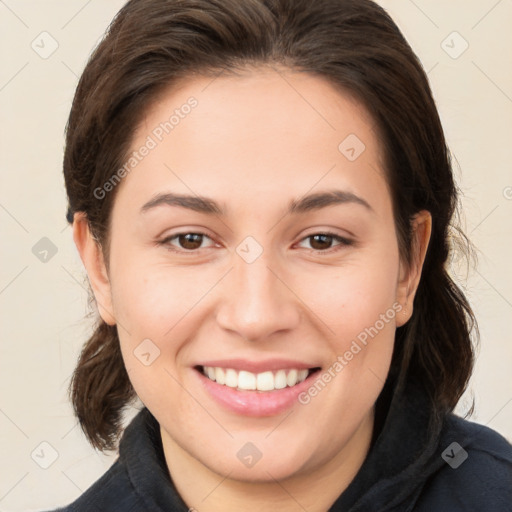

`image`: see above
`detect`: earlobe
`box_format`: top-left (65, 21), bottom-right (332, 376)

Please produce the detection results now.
top-left (395, 210), bottom-right (432, 327)
top-left (72, 212), bottom-right (116, 326)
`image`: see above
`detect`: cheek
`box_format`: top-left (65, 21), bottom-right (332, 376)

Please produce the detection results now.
top-left (309, 253), bottom-right (399, 342)
top-left (109, 260), bottom-right (212, 335)
top-left (108, 260), bottom-right (225, 390)
top-left (109, 264), bottom-right (203, 407)
top-left (304, 245), bottom-right (400, 390)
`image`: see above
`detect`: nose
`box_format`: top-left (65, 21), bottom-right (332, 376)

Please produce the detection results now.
top-left (215, 248), bottom-right (301, 342)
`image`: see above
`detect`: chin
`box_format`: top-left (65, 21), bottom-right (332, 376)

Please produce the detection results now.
top-left (199, 434), bottom-right (316, 481)
top-left (206, 454), bottom-right (310, 483)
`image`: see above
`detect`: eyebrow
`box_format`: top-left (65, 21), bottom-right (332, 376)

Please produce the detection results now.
top-left (140, 189), bottom-right (373, 216)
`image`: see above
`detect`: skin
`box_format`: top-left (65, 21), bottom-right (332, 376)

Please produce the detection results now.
top-left (73, 66), bottom-right (431, 512)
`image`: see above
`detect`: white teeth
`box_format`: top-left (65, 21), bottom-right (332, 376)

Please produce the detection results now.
top-left (225, 369), bottom-right (238, 388)
top-left (256, 371), bottom-right (274, 391)
top-left (215, 367), bottom-right (225, 385)
top-left (274, 370), bottom-right (287, 389)
top-left (238, 370), bottom-right (256, 390)
top-left (206, 367), bottom-right (216, 380)
top-left (298, 369), bottom-right (309, 382)
top-left (286, 369), bottom-right (298, 387)
top-left (202, 366), bottom-right (312, 391)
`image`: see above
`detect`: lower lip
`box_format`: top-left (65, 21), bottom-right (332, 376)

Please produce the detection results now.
top-left (195, 369), bottom-right (318, 416)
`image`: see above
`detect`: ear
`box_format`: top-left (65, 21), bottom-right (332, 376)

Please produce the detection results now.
top-left (395, 210), bottom-right (432, 327)
top-left (72, 212), bottom-right (116, 326)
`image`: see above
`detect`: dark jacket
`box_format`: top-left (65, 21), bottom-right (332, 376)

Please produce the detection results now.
top-left (45, 376), bottom-right (512, 511)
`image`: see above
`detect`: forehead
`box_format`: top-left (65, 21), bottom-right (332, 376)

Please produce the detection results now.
top-left (115, 67), bottom-right (390, 217)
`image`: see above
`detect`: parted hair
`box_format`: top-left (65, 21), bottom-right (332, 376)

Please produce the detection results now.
top-left (63, 0), bottom-right (477, 451)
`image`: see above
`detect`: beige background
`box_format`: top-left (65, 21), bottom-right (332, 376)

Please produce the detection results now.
top-left (1, 1), bottom-right (511, 510)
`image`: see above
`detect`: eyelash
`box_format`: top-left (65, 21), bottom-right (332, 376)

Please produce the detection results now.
top-left (158, 231), bottom-right (354, 255)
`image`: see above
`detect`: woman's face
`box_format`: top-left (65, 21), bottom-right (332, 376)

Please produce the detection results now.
top-left (81, 67), bottom-right (424, 482)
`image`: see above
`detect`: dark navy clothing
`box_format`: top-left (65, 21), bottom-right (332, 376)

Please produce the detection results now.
top-left (46, 376), bottom-right (512, 511)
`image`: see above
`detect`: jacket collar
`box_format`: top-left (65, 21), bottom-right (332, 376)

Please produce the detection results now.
top-left (330, 375), bottom-right (445, 511)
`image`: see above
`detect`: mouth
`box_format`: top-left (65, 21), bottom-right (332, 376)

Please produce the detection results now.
top-left (195, 365), bottom-right (322, 392)
top-left (192, 358), bottom-right (323, 416)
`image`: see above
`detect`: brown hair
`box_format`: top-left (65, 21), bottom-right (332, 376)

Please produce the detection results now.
top-left (64, 0), bottom-right (477, 452)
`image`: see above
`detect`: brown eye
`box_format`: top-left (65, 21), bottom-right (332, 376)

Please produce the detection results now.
top-left (160, 232), bottom-right (214, 252)
top-left (298, 232), bottom-right (353, 253)
top-left (177, 233), bottom-right (204, 250)
top-left (309, 234), bottom-right (335, 250)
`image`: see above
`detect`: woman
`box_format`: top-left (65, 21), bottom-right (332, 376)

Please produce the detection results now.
top-left (51, 0), bottom-right (512, 510)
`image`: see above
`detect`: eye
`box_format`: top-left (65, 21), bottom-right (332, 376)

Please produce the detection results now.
top-left (297, 232), bottom-right (353, 253)
top-left (158, 231), bottom-right (353, 254)
top-left (159, 232), bottom-right (215, 252)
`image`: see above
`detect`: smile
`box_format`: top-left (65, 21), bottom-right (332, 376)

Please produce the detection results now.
top-left (193, 358), bottom-right (322, 416)
top-left (200, 366), bottom-right (316, 391)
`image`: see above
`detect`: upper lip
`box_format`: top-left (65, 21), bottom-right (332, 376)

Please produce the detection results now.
top-left (195, 358), bottom-right (321, 373)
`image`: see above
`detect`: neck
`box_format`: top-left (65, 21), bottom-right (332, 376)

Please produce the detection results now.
top-left (160, 408), bottom-right (375, 512)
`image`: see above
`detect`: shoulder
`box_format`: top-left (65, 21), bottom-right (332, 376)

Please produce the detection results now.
top-left (41, 458), bottom-right (144, 512)
top-left (415, 414), bottom-right (512, 512)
